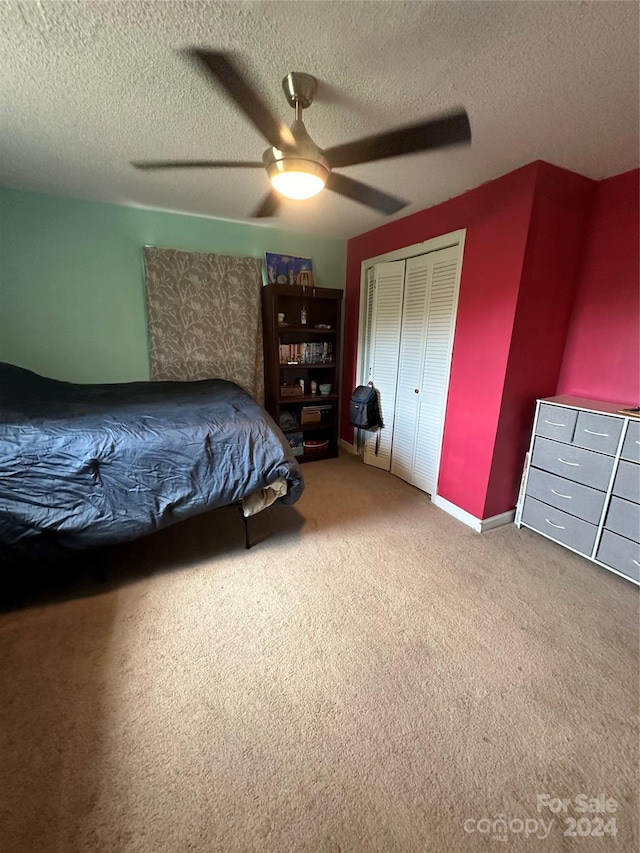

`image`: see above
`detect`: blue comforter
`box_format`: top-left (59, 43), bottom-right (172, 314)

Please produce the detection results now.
top-left (0, 363), bottom-right (304, 563)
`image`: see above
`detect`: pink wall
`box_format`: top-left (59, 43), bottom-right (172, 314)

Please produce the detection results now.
top-left (484, 164), bottom-right (595, 517)
top-left (343, 163), bottom-right (539, 518)
top-left (557, 169), bottom-right (640, 405)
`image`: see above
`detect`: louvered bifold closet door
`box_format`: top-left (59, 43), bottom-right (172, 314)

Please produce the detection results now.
top-left (390, 255), bottom-right (432, 484)
top-left (390, 246), bottom-right (460, 493)
top-left (362, 267), bottom-right (376, 386)
top-left (411, 245), bottom-right (460, 495)
top-left (363, 260), bottom-right (405, 470)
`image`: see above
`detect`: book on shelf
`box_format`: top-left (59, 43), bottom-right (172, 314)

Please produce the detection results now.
top-left (301, 404), bottom-right (333, 425)
top-left (278, 342), bottom-right (333, 365)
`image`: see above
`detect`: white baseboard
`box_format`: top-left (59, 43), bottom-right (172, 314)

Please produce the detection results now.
top-left (481, 509), bottom-right (516, 531)
top-left (340, 439), bottom-right (358, 455)
top-left (432, 494), bottom-right (483, 531)
top-left (432, 494), bottom-right (515, 532)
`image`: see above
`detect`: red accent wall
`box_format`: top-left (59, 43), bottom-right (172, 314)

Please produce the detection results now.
top-left (342, 160), bottom-right (616, 521)
top-left (343, 163), bottom-right (539, 518)
top-left (343, 162), bottom-right (638, 519)
top-left (484, 164), bottom-right (595, 517)
top-left (557, 169), bottom-right (640, 405)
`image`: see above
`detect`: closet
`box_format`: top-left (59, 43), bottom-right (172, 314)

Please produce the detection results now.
top-left (360, 243), bottom-right (462, 496)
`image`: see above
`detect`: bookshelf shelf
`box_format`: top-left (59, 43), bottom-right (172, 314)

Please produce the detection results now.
top-left (281, 422), bottom-right (335, 434)
top-left (279, 363), bottom-right (337, 370)
top-left (278, 326), bottom-right (337, 335)
top-left (278, 394), bottom-right (338, 404)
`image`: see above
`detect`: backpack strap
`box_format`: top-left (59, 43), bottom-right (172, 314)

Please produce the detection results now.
top-left (357, 426), bottom-right (381, 456)
top-left (369, 381), bottom-right (381, 454)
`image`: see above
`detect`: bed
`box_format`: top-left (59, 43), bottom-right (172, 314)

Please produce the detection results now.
top-left (0, 363), bottom-right (304, 564)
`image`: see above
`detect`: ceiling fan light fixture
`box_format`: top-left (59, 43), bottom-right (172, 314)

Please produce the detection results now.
top-left (267, 158), bottom-right (329, 200)
top-left (135, 52), bottom-right (471, 217)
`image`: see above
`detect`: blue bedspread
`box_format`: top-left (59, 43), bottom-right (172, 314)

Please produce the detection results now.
top-left (0, 363), bottom-right (304, 563)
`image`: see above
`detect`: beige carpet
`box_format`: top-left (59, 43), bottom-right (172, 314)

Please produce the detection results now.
top-left (1, 452), bottom-right (638, 852)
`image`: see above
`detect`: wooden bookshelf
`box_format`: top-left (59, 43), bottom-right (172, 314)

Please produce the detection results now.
top-left (262, 283), bottom-right (342, 464)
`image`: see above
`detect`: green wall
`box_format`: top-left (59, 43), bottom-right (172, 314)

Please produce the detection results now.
top-left (0, 186), bottom-right (347, 383)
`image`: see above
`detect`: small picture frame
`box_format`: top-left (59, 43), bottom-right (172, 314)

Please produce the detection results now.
top-left (266, 253), bottom-right (314, 286)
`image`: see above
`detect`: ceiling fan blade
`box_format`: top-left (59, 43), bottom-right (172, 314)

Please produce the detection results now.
top-left (325, 172), bottom-right (407, 215)
top-left (132, 160), bottom-right (264, 170)
top-left (324, 109), bottom-right (471, 169)
top-left (252, 191), bottom-right (282, 218)
top-left (190, 50), bottom-right (293, 151)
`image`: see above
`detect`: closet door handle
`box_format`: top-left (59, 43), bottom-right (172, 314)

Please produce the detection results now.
top-left (558, 457), bottom-right (579, 467)
top-left (414, 388), bottom-right (419, 394)
top-left (545, 518), bottom-right (566, 530)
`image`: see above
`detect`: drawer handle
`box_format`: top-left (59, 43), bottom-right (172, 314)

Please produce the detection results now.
top-left (558, 457), bottom-right (579, 467)
top-left (634, 560), bottom-right (640, 568)
top-left (545, 518), bottom-right (566, 530)
top-left (544, 419), bottom-right (566, 427)
top-left (636, 441), bottom-right (640, 446)
top-left (583, 428), bottom-right (609, 437)
top-left (551, 489), bottom-right (572, 499)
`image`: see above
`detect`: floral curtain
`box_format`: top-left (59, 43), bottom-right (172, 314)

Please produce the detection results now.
top-left (143, 247), bottom-right (264, 403)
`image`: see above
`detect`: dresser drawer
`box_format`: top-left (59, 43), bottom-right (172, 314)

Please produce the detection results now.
top-left (612, 460), bottom-right (640, 504)
top-left (604, 496), bottom-right (640, 544)
top-left (596, 530), bottom-right (640, 582)
top-left (525, 468), bottom-right (605, 524)
top-left (531, 437), bottom-right (615, 491)
top-left (572, 411), bottom-right (624, 456)
top-left (535, 404), bottom-right (577, 442)
top-left (621, 420), bottom-right (640, 463)
top-left (522, 496), bottom-right (598, 556)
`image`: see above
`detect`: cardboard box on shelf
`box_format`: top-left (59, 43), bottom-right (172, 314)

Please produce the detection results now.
top-left (301, 406), bottom-right (322, 425)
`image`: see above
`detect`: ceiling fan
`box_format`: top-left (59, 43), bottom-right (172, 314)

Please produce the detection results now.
top-left (132, 51), bottom-right (471, 219)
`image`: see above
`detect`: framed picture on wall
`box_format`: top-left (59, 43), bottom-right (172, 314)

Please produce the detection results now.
top-left (265, 253), bottom-right (314, 286)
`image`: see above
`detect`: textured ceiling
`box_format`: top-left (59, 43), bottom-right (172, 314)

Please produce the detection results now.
top-left (1, 0), bottom-right (638, 239)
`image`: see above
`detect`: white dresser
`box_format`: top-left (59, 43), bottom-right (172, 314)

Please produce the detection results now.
top-left (516, 396), bottom-right (640, 585)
